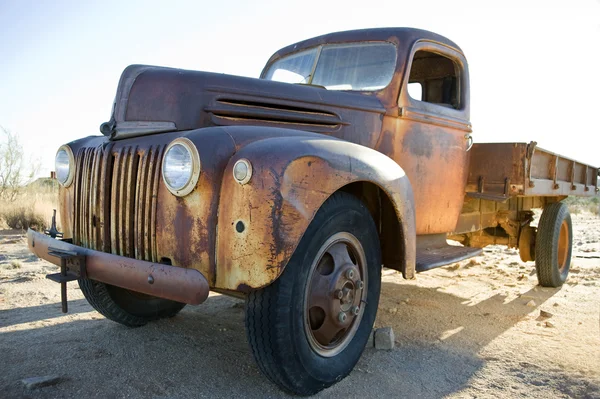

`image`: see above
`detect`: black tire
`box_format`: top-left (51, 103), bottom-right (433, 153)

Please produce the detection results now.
top-left (535, 202), bottom-right (572, 287)
top-left (79, 279), bottom-right (186, 327)
top-left (245, 192), bottom-right (382, 396)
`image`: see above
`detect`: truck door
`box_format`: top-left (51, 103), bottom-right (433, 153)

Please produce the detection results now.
top-left (383, 42), bottom-right (472, 235)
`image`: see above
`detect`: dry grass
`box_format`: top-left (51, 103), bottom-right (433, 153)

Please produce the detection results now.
top-left (8, 260), bottom-right (21, 269)
top-left (0, 181), bottom-right (60, 231)
top-left (564, 196), bottom-right (599, 216)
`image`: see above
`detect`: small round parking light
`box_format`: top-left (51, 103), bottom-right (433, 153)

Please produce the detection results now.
top-left (233, 159), bottom-right (252, 185)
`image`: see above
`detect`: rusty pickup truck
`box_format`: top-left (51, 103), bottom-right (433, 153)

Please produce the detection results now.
top-left (29, 28), bottom-right (599, 395)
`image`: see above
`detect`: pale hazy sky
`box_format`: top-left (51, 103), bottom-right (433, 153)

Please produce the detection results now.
top-left (1, 0), bottom-right (599, 176)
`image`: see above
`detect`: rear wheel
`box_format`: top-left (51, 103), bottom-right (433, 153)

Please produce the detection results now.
top-left (79, 279), bottom-right (186, 327)
top-left (245, 192), bottom-right (382, 396)
top-left (535, 202), bottom-right (572, 287)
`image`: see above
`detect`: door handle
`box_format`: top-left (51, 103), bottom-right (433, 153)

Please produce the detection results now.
top-left (465, 134), bottom-right (473, 152)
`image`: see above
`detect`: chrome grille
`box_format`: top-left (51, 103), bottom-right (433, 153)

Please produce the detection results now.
top-left (73, 144), bottom-right (165, 261)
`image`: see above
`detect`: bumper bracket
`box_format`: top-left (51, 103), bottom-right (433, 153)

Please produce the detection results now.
top-left (46, 247), bottom-right (87, 313)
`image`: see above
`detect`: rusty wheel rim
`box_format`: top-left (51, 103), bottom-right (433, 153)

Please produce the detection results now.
top-left (303, 232), bottom-right (367, 358)
top-left (557, 220), bottom-right (569, 272)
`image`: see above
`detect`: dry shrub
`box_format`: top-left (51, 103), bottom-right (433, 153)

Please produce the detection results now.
top-left (9, 260), bottom-right (22, 269)
top-left (0, 181), bottom-right (60, 231)
top-left (2, 207), bottom-right (48, 230)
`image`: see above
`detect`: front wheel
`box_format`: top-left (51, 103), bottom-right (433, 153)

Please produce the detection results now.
top-left (245, 192), bottom-right (382, 396)
top-left (79, 279), bottom-right (186, 327)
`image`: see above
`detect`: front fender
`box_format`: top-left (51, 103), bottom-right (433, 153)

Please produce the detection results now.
top-left (215, 135), bottom-right (416, 291)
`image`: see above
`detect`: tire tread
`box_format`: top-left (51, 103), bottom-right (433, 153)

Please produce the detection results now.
top-left (535, 202), bottom-right (571, 287)
top-left (245, 191), bottom-right (381, 396)
top-left (79, 279), bottom-right (185, 327)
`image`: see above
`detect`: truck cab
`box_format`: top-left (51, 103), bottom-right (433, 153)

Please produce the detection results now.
top-left (262, 28), bottom-right (472, 236)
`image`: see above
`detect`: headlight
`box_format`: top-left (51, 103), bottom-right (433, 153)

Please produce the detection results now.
top-left (162, 138), bottom-right (201, 196)
top-left (55, 145), bottom-right (74, 187)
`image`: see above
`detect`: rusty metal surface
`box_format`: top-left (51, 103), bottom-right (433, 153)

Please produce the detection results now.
top-left (376, 40), bottom-right (472, 235)
top-left (467, 142), bottom-right (600, 198)
top-left (72, 143), bottom-right (165, 261)
top-left (216, 128), bottom-right (416, 290)
top-left (109, 66), bottom-right (384, 151)
top-left (28, 229), bottom-right (209, 305)
top-left (61, 129), bottom-right (236, 287)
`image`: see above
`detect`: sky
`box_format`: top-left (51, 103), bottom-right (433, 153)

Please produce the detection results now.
top-left (1, 0), bottom-right (599, 178)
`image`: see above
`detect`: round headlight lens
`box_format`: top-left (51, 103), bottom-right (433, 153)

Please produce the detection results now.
top-left (55, 146), bottom-right (74, 186)
top-left (162, 139), bottom-right (200, 196)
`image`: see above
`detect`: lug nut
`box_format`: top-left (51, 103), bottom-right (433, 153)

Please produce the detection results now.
top-left (338, 312), bottom-right (347, 323)
top-left (346, 269), bottom-right (355, 280)
top-left (351, 306), bottom-right (360, 316)
top-left (334, 290), bottom-right (343, 299)
top-left (356, 280), bottom-right (364, 289)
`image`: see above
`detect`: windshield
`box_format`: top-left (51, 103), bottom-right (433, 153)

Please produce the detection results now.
top-left (263, 42), bottom-right (397, 91)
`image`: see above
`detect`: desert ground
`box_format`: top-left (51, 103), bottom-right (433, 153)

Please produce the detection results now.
top-left (0, 211), bottom-right (599, 399)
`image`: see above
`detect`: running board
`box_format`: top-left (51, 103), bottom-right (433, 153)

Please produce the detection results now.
top-left (416, 234), bottom-right (482, 272)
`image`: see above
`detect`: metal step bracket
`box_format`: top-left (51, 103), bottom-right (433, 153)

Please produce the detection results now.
top-left (46, 247), bottom-right (87, 313)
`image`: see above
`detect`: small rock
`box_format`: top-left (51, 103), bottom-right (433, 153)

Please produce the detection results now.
top-left (505, 283), bottom-right (517, 287)
top-left (526, 300), bottom-right (537, 307)
top-left (578, 322), bottom-right (582, 325)
top-left (539, 310), bottom-right (553, 318)
top-left (22, 375), bottom-right (63, 390)
top-left (388, 307), bottom-right (398, 314)
top-left (544, 321), bottom-right (555, 328)
top-left (509, 262), bottom-right (519, 266)
top-left (402, 298), bottom-right (410, 304)
top-left (517, 274), bottom-right (525, 281)
top-left (374, 327), bottom-right (395, 350)
top-left (553, 303), bottom-right (559, 307)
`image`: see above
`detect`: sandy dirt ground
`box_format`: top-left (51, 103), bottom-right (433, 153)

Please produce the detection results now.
top-left (1, 212), bottom-right (599, 399)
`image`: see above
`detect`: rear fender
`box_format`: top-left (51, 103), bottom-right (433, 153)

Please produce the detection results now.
top-left (215, 136), bottom-right (416, 291)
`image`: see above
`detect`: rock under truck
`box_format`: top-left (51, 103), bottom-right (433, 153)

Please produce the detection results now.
top-left (28, 28), bottom-right (600, 395)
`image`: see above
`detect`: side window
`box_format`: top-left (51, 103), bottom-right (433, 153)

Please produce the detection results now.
top-left (407, 50), bottom-right (460, 109)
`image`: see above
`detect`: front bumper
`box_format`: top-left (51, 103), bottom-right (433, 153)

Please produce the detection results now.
top-left (28, 229), bottom-right (210, 305)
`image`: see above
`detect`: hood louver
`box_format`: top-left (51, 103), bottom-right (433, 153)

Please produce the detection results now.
top-left (205, 97), bottom-right (347, 132)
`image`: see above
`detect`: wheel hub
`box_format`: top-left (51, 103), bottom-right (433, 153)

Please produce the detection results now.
top-left (304, 233), bottom-right (367, 357)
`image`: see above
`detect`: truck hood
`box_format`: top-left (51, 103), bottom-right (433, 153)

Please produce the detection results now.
top-left (101, 65), bottom-right (386, 147)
